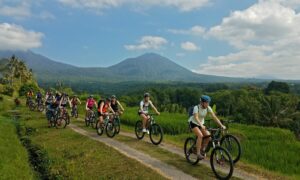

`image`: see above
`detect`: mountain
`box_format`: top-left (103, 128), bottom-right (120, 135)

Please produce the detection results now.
top-left (0, 50), bottom-right (261, 84)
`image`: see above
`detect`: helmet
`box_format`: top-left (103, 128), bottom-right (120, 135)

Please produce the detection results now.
top-left (106, 97), bottom-right (111, 101)
top-left (89, 95), bottom-right (93, 98)
top-left (200, 95), bottom-right (211, 103)
top-left (144, 93), bottom-right (150, 98)
top-left (111, 95), bottom-right (117, 99)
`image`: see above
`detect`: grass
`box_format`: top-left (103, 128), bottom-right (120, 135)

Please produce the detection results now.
top-left (17, 106), bottom-right (167, 179)
top-left (0, 116), bottom-right (36, 179)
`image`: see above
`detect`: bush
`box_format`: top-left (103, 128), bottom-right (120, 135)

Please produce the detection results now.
top-left (19, 83), bottom-right (39, 96)
top-left (2, 85), bottom-right (14, 96)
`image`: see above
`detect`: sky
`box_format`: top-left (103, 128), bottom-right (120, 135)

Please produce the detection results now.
top-left (0, 0), bottom-right (300, 80)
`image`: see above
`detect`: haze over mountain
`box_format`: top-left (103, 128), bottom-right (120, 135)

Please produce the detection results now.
top-left (0, 50), bottom-right (262, 84)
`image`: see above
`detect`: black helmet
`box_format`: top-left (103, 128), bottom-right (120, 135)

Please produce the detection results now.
top-left (89, 95), bottom-right (93, 98)
top-left (111, 95), bottom-right (117, 99)
top-left (106, 97), bottom-right (111, 101)
top-left (144, 93), bottom-right (150, 98)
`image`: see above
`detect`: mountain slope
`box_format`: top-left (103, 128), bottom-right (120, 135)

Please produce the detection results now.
top-left (0, 50), bottom-right (253, 83)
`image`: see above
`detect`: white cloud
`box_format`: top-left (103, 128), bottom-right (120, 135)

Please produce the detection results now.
top-left (0, 23), bottom-right (43, 51)
top-left (0, 1), bottom-right (31, 19)
top-left (168, 25), bottom-right (206, 36)
top-left (181, 41), bottom-right (200, 51)
top-left (194, 0), bottom-right (300, 79)
top-left (58, 0), bottom-right (210, 12)
top-left (125, 36), bottom-right (168, 51)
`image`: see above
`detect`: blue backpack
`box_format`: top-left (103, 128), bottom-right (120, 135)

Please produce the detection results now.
top-left (188, 105), bottom-right (200, 117)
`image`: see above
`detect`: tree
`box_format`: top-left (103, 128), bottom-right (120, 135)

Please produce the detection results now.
top-left (265, 81), bottom-right (290, 94)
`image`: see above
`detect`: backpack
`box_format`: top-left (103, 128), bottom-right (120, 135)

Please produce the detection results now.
top-left (188, 105), bottom-right (199, 117)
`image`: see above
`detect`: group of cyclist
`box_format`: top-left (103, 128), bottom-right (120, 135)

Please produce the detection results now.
top-left (27, 90), bottom-right (226, 159)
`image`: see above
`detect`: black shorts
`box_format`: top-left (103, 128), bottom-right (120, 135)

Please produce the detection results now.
top-left (189, 122), bottom-right (202, 130)
top-left (61, 104), bottom-right (67, 108)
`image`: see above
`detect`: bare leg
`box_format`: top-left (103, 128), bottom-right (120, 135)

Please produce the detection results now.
top-left (140, 114), bottom-right (148, 129)
top-left (200, 129), bottom-right (211, 152)
top-left (192, 127), bottom-right (203, 156)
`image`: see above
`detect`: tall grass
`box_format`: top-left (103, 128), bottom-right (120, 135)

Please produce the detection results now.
top-left (0, 116), bottom-right (36, 179)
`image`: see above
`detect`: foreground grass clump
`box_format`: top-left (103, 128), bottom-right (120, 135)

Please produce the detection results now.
top-left (19, 109), bottom-right (166, 179)
top-left (0, 116), bottom-right (36, 179)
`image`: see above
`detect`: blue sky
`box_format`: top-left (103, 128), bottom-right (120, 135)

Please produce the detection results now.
top-left (0, 0), bottom-right (300, 80)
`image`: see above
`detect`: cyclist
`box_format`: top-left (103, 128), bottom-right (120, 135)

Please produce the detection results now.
top-left (97, 98), bottom-right (115, 125)
top-left (188, 95), bottom-right (226, 160)
top-left (45, 92), bottom-right (56, 128)
top-left (138, 93), bottom-right (160, 134)
top-left (26, 89), bottom-right (34, 105)
top-left (71, 95), bottom-right (81, 115)
top-left (110, 95), bottom-right (125, 115)
top-left (36, 91), bottom-right (43, 105)
top-left (59, 93), bottom-right (72, 117)
top-left (45, 91), bottom-right (55, 108)
top-left (85, 95), bottom-right (97, 121)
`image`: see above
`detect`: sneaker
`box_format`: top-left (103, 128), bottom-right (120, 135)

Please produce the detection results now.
top-left (146, 130), bottom-right (150, 134)
top-left (197, 154), bottom-right (205, 160)
top-left (142, 128), bottom-right (147, 133)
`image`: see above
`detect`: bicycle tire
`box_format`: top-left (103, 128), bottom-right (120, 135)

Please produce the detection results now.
top-left (210, 146), bottom-right (234, 180)
top-left (220, 134), bottom-right (241, 163)
top-left (135, 120), bottom-right (145, 140)
top-left (184, 137), bottom-right (200, 165)
top-left (149, 123), bottom-right (163, 145)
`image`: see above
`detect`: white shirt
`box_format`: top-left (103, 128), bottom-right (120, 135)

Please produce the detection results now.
top-left (188, 105), bottom-right (213, 126)
top-left (139, 100), bottom-right (151, 114)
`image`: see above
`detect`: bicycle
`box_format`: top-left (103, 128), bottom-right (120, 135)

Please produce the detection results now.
top-left (113, 112), bottom-right (121, 134)
top-left (46, 107), bottom-right (67, 129)
top-left (71, 105), bottom-right (79, 118)
top-left (36, 99), bottom-right (45, 112)
top-left (28, 100), bottom-right (36, 111)
top-left (135, 113), bottom-right (163, 145)
top-left (96, 113), bottom-right (116, 138)
top-left (60, 107), bottom-right (71, 125)
top-left (85, 110), bottom-right (96, 129)
top-left (219, 120), bottom-right (242, 164)
top-left (184, 126), bottom-right (234, 180)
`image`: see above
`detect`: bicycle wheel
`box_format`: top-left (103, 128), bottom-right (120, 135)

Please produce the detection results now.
top-left (106, 121), bottom-right (116, 138)
top-left (149, 123), bottom-right (163, 145)
top-left (184, 137), bottom-right (200, 165)
top-left (37, 104), bottom-right (44, 112)
top-left (29, 103), bottom-right (36, 111)
top-left (56, 117), bottom-right (67, 129)
top-left (135, 120), bottom-right (145, 140)
top-left (221, 134), bottom-right (241, 163)
top-left (91, 118), bottom-right (97, 129)
top-left (96, 121), bottom-right (104, 136)
top-left (75, 110), bottom-right (78, 118)
top-left (210, 146), bottom-right (234, 180)
top-left (85, 118), bottom-right (90, 127)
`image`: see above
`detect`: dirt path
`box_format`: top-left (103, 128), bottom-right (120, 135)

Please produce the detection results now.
top-left (69, 124), bottom-right (197, 180)
top-left (118, 132), bottom-right (265, 180)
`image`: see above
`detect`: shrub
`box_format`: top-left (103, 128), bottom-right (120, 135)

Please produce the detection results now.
top-left (2, 85), bottom-right (14, 96)
top-left (19, 83), bottom-right (39, 96)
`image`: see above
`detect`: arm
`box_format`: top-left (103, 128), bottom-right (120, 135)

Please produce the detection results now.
top-left (68, 98), bottom-right (72, 108)
top-left (77, 98), bottom-right (81, 105)
top-left (150, 101), bottom-right (160, 115)
top-left (85, 101), bottom-right (89, 110)
top-left (210, 111), bottom-right (226, 129)
top-left (117, 100), bottom-right (125, 111)
top-left (139, 101), bottom-right (144, 112)
top-left (109, 105), bottom-right (115, 114)
top-left (100, 102), bottom-right (104, 114)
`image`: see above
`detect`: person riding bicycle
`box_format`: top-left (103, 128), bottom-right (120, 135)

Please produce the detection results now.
top-left (110, 95), bottom-right (125, 115)
top-left (97, 98), bottom-right (115, 125)
top-left (45, 93), bottom-right (57, 128)
top-left (71, 95), bottom-right (81, 110)
top-left (188, 95), bottom-right (226, 160)
top-left (26, 89), bottom-right (34, 105)
top-left (138, 93), bottom-right (160, 134)
top-left (36, 91), bottom-right (43, 105)
top-left (59, 93), bottom-right (72, 117)
top-left (85, 95), bottom-right (97, 120)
